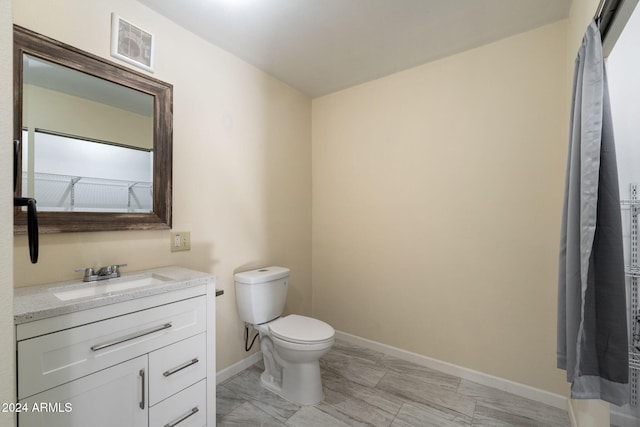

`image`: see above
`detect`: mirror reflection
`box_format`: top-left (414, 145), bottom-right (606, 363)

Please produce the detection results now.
top-left (22, 54), bottom-right (154, 212)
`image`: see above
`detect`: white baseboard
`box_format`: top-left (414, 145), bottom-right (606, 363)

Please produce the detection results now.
top-left (216, 351), bottom-right (262, 385)
top-left (335, 330), bottom-right (569, 412)
top-left (567, 399), bottom-right (578, 427)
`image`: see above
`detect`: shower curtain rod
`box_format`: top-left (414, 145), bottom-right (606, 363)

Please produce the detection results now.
top-left (594, 0), bottom-right (623, 39)
top-left (594, 0), bottom-right (607, 20)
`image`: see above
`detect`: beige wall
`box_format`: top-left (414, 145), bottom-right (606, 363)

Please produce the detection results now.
top-left (0, 0), bottom-right (15, 424)
top-left (312, 20), bottom-right (570, 395)
top-left (12, 0), bottom-right (312, 371)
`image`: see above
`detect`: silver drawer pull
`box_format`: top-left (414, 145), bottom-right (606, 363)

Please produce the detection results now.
top-left (90, 323), bottom-right (172, 352)
top-left (139, 369), bottom-right (145, 410)
top-left (163, 358), bottom-right (199, 377)
top-left (164, 406), bottom-right (199, 427)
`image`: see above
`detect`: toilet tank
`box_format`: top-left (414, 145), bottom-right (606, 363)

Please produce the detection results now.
top-left (234, 266), bottom-right (289, 324)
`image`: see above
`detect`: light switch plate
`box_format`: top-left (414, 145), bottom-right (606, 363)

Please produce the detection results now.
top-left (170, 231), bottom-right (191, 252)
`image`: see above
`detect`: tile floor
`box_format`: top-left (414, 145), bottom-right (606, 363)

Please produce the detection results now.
top-left (216, 338), bottom-right (571, 426)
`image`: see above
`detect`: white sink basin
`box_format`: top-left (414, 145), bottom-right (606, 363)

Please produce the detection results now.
top-left (52, 273), bottom-right (173, 301)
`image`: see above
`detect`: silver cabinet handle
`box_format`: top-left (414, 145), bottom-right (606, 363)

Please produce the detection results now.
top-left (139, 369), bottom-right (145, 410)
top-left (163, 358), bottom-right (199, 377)
top-left (164, 407), bottom-right (199, 427)
top-left (90, 323), bottom-right (172, 351)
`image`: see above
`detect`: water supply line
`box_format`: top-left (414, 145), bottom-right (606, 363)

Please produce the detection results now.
top-left (244, 324), bottom-right (259, 352)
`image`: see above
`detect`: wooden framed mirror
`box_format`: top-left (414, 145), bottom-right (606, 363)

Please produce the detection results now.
top-left (13, 25), bottom-right (172, 233)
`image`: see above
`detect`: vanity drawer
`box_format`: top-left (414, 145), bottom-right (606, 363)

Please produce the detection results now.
top-left (18, 296), bottom-right (206, 399)
top-left (149, 332), bottom-right (207, 406)
top-left (149, 379), bottom-right (206, 427)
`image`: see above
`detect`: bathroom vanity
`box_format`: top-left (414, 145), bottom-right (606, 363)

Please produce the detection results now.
top-left (13, 266), bottom-right (216, 427)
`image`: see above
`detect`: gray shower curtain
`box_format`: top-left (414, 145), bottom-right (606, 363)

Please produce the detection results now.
top-left (557, 19), bottom-right (629, 406)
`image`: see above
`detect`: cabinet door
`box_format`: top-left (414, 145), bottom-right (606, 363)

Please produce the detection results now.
top-left (19, 355), bottom-right (148, 427)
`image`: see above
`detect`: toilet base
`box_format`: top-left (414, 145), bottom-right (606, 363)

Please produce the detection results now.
top-left (260, 362), bottom-right (324, 405)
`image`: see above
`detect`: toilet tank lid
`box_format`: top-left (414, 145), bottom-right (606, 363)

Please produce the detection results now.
top-left (234, 266), bottom-right (290, 284)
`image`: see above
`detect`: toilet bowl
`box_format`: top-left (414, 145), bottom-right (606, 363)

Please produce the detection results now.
top-left (234, 267), bottom-right (335, 405)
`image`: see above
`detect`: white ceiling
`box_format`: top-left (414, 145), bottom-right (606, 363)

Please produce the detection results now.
top-left (138, 0), bottom-right (572, 98)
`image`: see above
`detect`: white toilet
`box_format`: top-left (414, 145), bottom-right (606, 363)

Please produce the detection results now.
top-left (234, 266), bottom-right (334, 405)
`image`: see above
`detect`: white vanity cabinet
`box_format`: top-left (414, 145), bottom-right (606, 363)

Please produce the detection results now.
top-left (14, 268), bottom-right (217, 427)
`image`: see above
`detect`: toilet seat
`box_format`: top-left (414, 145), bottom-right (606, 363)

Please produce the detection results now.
top-left (269, 314), bottom-right (334, 345)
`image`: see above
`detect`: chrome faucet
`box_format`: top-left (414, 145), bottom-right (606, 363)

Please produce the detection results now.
top-left (75, 264), bottom-right (127, 282)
